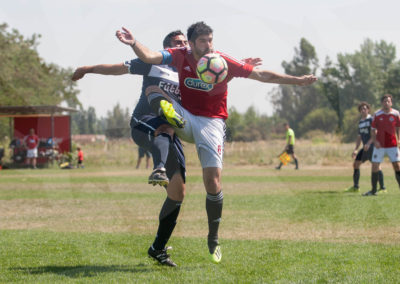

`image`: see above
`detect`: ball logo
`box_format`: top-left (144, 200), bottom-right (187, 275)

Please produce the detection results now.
top-left (389, 117), bottom-right (394, 122)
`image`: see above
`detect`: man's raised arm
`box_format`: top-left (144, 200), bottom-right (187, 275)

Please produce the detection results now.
top-left (116, 27), bottom-right (163, 65)
top-left (72, 63), bottom-right (128, 81)
top-left (248, 69), bottom-right (317, 86)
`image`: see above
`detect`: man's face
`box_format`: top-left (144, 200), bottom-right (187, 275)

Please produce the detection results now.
top-left (170, 35), bottom-right (188, 48)
top-left (189, 34), bottom-right (213, 59)
top-left (382, 97), bottom-right (392, 111)
top-left (359, 105), bottom-right (369, 116)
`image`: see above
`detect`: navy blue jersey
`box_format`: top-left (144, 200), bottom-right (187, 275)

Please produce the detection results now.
top-left (124, 59), bottom-right (180, 121)
top-left (358, 115), bottom-right (373, 145)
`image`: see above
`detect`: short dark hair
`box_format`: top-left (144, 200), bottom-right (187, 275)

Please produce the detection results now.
top-left (162, 30), bottom-right (184, 48)
top-left (283, 122), bottom-right (289, 127)
top-left (187, 21), bottom-right (213, 42)
top-left (358, 101), bottom-right (370, 112)
top-left (381, 94), bottom-right (393, 103)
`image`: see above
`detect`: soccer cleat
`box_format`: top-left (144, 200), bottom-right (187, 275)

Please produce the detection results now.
top-left (344, 186), bottom-right (359, 193)
top-left (209, 245), bottom-right (222, 264)
top-left (378, 188), bottom-right (387, 194)
top-left (160, 100), bottom-right (185, 128)
top-left (362, 190), bottom-right (377, 196)
top-left (148, 246), bottom-right (177, 267)
top-left (275, 166), bottom-right (281, 170)
top-left (148, 168), bottom-right (169, 187)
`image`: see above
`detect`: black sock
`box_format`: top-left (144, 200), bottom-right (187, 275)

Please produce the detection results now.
top-left (206, 191), bottom-right (223, 253)
top-left (294, 158), bottom-right (298, 169)
top-left (371, 172), bottom-right (379, 193)
top-left (277, 163), bottom-right (282, 168)
top-left (353, 169), bottom-right (360, 188)
top-left (378, 170), bottom-right (385, 189)
top-left (152, 197), bottom-right (181, 250)
top-left (151, 133), bottom-right (171, 169)
top-left (395, 171), bottom-right (400, 187)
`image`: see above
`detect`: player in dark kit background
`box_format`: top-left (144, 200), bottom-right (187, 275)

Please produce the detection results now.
top-left (345, 102), bottom-right (385, 192)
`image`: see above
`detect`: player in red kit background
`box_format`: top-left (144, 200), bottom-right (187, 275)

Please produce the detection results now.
top-left (24, 128), bottom-right (39, 169)
top-left (363, 94), bottom-right (400, 196)
top-left (116, 21), bottom-right (317, 264)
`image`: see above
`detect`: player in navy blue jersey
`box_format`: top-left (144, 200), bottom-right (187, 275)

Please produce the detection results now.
top-left (72, 30), bottom-right (188, 267)
top-left (345, 102), bottom-right (385, 192)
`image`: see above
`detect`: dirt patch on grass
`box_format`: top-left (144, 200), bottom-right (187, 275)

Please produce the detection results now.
top-left (1, 198), bottom-right (399, 245)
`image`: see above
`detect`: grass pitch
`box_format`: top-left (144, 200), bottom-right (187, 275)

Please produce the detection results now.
top-left (1, 166), bottom-right (400, 283)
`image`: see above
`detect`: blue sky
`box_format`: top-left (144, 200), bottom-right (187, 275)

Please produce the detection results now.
top-left (1, 0), bottom-right (399, 117)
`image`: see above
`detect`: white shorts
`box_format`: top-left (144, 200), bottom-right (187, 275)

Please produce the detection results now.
top-left (26, 148), bottom-right (38, 158)
top-left (172, 101), bottom-right (225, 169)
top-left (371, 147), bottom-right (400, 163)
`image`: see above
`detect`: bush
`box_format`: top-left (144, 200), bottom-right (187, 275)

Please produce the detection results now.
top-left (341, 107), bottom-right (361, 143)
top-left (299, 108), bottom-right (338, 134)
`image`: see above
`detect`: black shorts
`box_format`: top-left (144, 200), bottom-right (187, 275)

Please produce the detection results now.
top-left (355, 147), bottom-right (373, 163)
top-left (138, 147), bottom-right (151, 158)
top-left (130, 114), bottom-right (186, 183)
top-left (286, 145), bottom-right (294, 154)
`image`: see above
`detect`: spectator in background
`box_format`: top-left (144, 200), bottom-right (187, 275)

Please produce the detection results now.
top-left (136, 146), bottom-right (151, 169)
top-left (23, 128), bottom-right (39, 169)
top-left (77, 147), bottom-right (84, 168)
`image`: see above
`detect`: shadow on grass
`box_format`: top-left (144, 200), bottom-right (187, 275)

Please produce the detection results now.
top-left (11, 264), bottom-right (161, 278)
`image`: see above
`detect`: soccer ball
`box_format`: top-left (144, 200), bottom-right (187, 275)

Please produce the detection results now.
top-left (196, 53), bottom-right (228, 84)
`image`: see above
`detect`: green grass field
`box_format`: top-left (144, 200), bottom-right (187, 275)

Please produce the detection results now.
top-left (1, 165), bottom-right (400, 283)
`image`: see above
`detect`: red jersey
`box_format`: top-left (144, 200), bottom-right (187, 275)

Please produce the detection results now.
top-left (78, 150), bottom-right (84, 161)
top-left (24, 134), bottom-right (39, 150)
top-left (166, 47), bottom-right (253, 119)
top-left (371, 109), bottom-right (400, 148)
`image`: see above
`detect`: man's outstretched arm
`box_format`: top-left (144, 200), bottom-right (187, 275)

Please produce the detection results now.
top-left (248, 68), bottom-right (317, 86)
top-left (116, 27), bottom-right (163, 65)
top-left (72, 63), bottom-right (128, 81)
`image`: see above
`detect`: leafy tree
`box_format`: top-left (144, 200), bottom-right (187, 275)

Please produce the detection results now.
top-left (104, 103), bottom-right (131, 138)
top-left (298, 107), bottom-right (338, 135)
top-left (271, 38), bottom-right (327, 136)
top-left (321, 39), bottom-right (398, 129)
top-left (225, 107), bottom-right (243, 141)
top-left (71, 106), bottom-right (103, 135)
top-left (341, 107), bottom-right (362, 143)
top-left (0, 23), bottom-right (80, 107)
top-left (0, 23), bottom-right (80, 138)
top-left (226, 106), bottom-right (275, 141)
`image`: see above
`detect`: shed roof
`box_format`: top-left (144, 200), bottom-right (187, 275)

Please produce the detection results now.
top-left (0, 105), bottom-right (78, 117)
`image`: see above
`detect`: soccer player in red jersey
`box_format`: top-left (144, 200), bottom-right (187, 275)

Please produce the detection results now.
top-left (23, 128), bottom-right (39, 169)
top-left (116, 22), bottom-right (317, 263)
top-left (363, 94), bottom-right (400, 196)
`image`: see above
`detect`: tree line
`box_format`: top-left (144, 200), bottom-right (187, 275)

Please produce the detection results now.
top-left (1, 23), bottom-right (400, 142)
